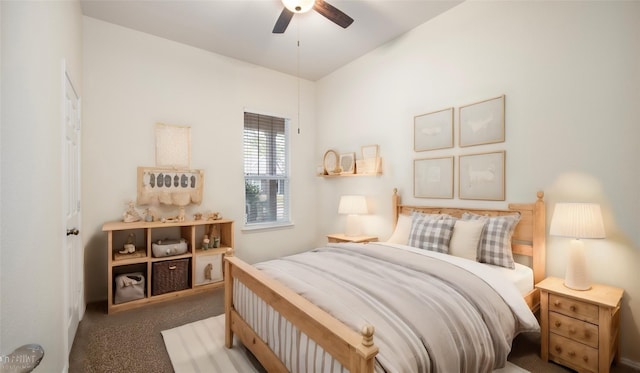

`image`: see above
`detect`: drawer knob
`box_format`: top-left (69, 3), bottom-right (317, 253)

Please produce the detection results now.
top-left (554, 321), bottom-right (562, 327)
top-left (568, 327), bottom-right (576, 334)
top-left (555, 345), bottom-right (562, 353)
top-left (583, 356), bottom-right (589, 362)
top-left (169, 265), bottom-right (177, 270)
top-left (584, 331), bottom-right (591, 339)
top-left (568, 351), bottom-right (576, 357)
top-left (553, 300), bottom-right (561, 307)
top-left (570, 305), bottom-right (577, 311)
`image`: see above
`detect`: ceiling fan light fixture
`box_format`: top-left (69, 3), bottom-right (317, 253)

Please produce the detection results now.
top-left (282, 0), bottom-right (314, 13)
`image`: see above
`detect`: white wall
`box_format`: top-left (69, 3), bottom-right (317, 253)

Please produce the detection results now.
top-left (82, 17), bottom-right (318, 303)
top-left (316, 1), bottom-right (640, 365)
top-left (1, 1), bottom-right (83, 371)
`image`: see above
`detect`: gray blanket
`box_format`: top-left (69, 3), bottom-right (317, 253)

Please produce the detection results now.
top-left (255, 244), bottom-right (534, 373)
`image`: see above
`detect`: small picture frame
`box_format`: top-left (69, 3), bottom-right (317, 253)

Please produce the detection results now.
top-left (414, 107), bottom-right (454, 152)
top-left (339, 153), bottom-right (356, 174)
top-left (414, 156), bottom-right (454, 199)
top-left (458, 151), bottom-right (505, 201)
top-left (361, 144), bottom-right (379, 160)
top-left (459, 95), bottom-right (505, 147)
top-left (323, 149), bottom-right (340, 175)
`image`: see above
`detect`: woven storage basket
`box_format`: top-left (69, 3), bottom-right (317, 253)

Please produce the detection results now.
top-left (152, 258), bottom-right (190, 296)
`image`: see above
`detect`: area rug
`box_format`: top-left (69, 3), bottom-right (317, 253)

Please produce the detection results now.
top-left (161, 314), bottom-right (261, 373)
top-left (162, 314), bottom-right (529, 373)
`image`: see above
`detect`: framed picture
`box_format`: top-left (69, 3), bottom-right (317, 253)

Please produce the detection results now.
top-left (156, 123), bottom-right (191, 168)
top-left (137, 167), bottom-right (204, 206)
top-left (323, 149), bottom-right (339, 175)
top-left (414, 156), bottom-right (454, 199)
top-left (458, 151), bottom-right (505, 201)
top-left (361, 144), bottom-right (379, 160)
top-left (340, 153), bottom-right (356, 174)
top-left (414, 107), bottom-right (454, 152)
top-left (459, 95), bottom-right (505, 147)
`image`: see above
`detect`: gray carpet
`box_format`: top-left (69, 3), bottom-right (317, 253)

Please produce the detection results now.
top-left (69, 288), bottom-right (636, 372)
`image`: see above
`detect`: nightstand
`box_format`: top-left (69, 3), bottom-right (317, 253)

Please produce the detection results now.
top-left (326, 233), bottom-right (378, 243)
top-left (536, 277), bottom-right (624, 373)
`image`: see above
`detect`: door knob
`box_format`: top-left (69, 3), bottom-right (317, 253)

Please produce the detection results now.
top-left (66, 228), bottom-right (79, 236)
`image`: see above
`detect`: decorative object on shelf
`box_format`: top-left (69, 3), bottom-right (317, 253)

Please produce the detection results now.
top-left (152, 238), bottom-right (188, 258)
top-left (207, 212), bottom-right (221, 220)
top-left (549, 202), bottom-right (605, 291)
top-left (122, 201), bottom-right (142, 223)
top-left (144, 208), bottom-right (154, 222)
top-left (357, 144), bottom-right (382, 175)
top-left (194, 213), bottom-right (203, 220)
top-left (459, 95), bottom-right (505, 147)
top-left (414, 156), bottom-right (454, 199)
top-left (202, 234), bottom-right (211, 249)
top-left (204, 263), bottom-right (213, 281)
top-left (414, 107), bottom-right (454, 151)
top-left (155, 123), bottom-right (191, 169)
top-left (212, 237), bottom-right (220, 248)
top-left (323, 149), bottom-right (340, 175)
top-left (137, 167), bottom-right (204, 206)
top-left (338, 195), bottom-right (368, 237)
top-left (339, 152), bottom-right (356, 174)
top-left (459, 151), bottom-right (505, 201)
top-left (119, 233), bottom-right (137, 254)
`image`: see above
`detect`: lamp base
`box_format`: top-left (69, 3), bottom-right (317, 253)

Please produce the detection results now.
top-left (344, 214), bottom-right (362, 237)
top-left (564, 239), bottom-right (591, 291)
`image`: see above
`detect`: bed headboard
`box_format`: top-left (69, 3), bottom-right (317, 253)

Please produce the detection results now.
top-left (391, 189), bottom-right (546, 286)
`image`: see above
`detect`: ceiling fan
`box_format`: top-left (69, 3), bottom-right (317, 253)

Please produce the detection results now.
top-left (273, 0), bottom-right (354, 34)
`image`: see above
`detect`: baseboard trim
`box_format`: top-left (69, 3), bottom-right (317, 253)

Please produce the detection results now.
top-left (620, 357), bottom-right (640, 370)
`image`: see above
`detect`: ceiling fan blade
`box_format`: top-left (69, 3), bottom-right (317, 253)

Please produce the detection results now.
top-left (313, 0), bottom-right (354, 29)
top-left (273, 8), bottom-right (294, 34)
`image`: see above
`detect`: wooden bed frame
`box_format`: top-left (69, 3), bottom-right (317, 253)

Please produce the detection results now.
top-left (224, 190), bottom-right (546, 373)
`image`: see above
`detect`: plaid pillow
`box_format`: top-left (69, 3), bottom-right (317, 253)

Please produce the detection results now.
top-left (408, 214), bottom-right (456, 253)
top-left (462, 212), bottom-right (520, 269)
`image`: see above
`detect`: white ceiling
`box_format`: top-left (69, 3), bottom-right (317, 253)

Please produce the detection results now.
top-left (80, 0), bottom-right (463, 81)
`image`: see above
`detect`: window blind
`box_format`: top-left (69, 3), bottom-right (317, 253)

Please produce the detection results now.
top-left (243, 112), bottom-right (290, 226)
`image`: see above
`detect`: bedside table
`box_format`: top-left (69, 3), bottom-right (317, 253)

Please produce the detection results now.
top-left (327, 233), bottom-right (378, 243)
top-left (536, 277), bottom-right (624, 373)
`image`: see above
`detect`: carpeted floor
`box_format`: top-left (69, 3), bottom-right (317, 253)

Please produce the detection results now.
top-left (69, 289), bottom-right (636, 372)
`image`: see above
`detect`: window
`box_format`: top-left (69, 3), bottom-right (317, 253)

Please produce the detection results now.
top-left (243, 112), bottom-right (290, 227)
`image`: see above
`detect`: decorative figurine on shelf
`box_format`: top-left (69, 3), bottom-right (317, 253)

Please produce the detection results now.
top-left (194, 213), bottom-right (203, 221)
top-left (202, 234), bottom-right (211, 250)
top-left (119, 233), bottom-right (136, 254)
top-left (123, 201), bottom-right (142, 223)
top-left (207, 212), bottom-right (221, 220)
top-left (204, 263), bottom-right (213, 281)
top-left (213, 237), bottom-right (220, 248)
top-left (144, 208), bottom-right (154, 222)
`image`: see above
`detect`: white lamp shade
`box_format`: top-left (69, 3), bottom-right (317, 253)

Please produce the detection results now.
top-left (282, 0), bottom-right (314, 13)
top-left (338, 195), bottom-right (368, 215)
top-left (549, 203), bottom-right (605, 239)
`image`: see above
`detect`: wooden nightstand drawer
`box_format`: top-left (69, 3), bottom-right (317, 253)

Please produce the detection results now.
top-left (550, 294), bottom-right (599, 324)
top-left (550, 311), bottom-right (598, 348)
top-left (550, 333), bottom-right (598, 372)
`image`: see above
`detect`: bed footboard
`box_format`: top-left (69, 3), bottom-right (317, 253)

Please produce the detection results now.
top-left (224, 250), bottom-right (378, 373)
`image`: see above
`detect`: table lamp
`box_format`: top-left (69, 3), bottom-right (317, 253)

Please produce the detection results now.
top-left (338, 195), bottom-right (368, 237)
top-left (549, 202), bottom-right (605, 291)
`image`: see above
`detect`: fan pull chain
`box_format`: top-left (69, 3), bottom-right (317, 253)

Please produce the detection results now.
top-left (297, 38), bottom-right (301, 134)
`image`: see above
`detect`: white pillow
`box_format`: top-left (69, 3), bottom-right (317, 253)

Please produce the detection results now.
top-left (449, 219), bottom-right (486, 261)
top-left (387, 214), bottom-right (412, 244)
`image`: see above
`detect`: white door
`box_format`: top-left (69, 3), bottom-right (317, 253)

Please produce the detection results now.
top-left (63, 63), bottom-right (83, 357)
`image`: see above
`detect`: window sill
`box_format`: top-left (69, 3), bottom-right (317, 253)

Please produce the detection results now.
top-left (242, 222), bottom-right (294, 232)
